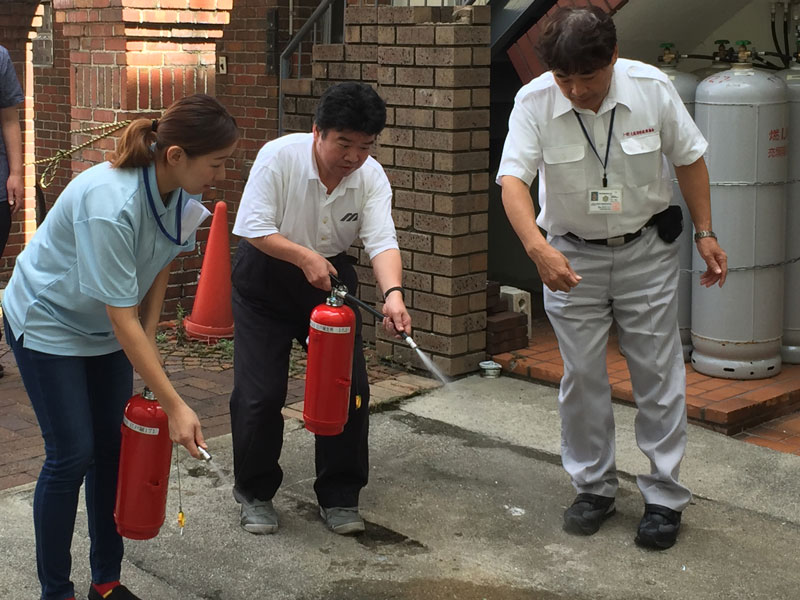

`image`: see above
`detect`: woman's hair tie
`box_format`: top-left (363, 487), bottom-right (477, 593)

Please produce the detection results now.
top-left (151, 119), bottom-right (159, 132)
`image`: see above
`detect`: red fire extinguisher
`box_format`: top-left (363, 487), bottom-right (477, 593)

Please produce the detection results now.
top-left (114, 387), bottom-right (173, 540)
top-left (303, 289), bottom-right (356, 436)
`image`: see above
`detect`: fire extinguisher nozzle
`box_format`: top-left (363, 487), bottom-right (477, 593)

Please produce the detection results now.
top-left (401, 332), bottom-right (418, 350)
top-left (197, 446), bottom-right (212, 462)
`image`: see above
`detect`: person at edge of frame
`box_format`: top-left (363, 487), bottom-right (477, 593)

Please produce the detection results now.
top-left (229, 81), bottom-right (412, 537)
top-left (0, 44), bottom-right (24, 379)
top-left (496, 7), bottom-right (727, 550)
top-left (2, 94), bottom-right (239, 600)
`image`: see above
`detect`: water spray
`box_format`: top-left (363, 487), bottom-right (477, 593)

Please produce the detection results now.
top-left (329, 275), bottom-right (449, 385)
top-left (195, 444), bottom-right (232, 486)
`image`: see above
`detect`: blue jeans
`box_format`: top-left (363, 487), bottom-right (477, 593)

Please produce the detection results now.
top-left (4, 317), bottom-right (133, 600)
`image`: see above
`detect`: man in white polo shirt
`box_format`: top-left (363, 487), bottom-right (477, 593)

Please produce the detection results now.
top-left (497, 7), bottom-right (727, 549)
top-left (230, 82), bottom-right (411, 536)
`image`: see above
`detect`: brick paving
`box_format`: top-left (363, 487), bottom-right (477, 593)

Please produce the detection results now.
top-left (492, 317), bottom-right (800, 444)
top-left (7, 315), bottom-right (800, 491)
top-left (0, 336), bottom-right (441, 492)
top-left (0, 346), bottom-right (42, 490)
top-left (734, 413), bottom-right (800, 455)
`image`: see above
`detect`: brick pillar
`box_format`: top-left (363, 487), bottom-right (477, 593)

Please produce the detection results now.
top-left (54, 0), bottom-right (229, 170)
top-left (0, 2), bottom-right (41, 278)
top-left (51, 0), bottom-right (231, 317)
top-left (373, 6), bottom-right (490, 377)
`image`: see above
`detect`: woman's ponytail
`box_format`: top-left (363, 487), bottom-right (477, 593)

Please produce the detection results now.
top-left (111, 119), bottom-right (157, 169)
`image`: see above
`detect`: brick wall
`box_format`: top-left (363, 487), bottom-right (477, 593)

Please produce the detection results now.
top-left (212, 0), bottom-right (331, 318)
top-left (284, 5), bottom-right (491, 376)
top-left (33, 12), bottom-right (72, 218)
top-left (214, 0), bottom-right (305, 228)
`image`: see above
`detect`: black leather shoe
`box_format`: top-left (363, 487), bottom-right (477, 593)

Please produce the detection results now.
top-left (563, 493), bottom-right (616, 535)
top-left (635, 504), bottom-right (682, 550)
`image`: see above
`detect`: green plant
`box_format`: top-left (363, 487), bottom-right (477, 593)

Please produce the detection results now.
top-left (215, 338), bottom-right (234, 361)
top-left (155, 330), bottom-right (168, 344)
top-left (175, 303), bottom-right (187, 346)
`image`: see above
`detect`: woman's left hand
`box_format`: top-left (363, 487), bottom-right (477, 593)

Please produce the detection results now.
top-left (167, 402), bottom-right (206, 459)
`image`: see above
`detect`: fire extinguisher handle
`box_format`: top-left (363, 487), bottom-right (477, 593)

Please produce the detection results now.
top-left (332, 281), bottom-right (384, 321)
top-left (197, 446), bottom-right (212, 462)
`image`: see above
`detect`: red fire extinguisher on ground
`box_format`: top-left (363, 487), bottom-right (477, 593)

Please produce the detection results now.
top-left (115, 387), bottom-right (173, 540)
top-left (303, 287), bottom-right (356, 436)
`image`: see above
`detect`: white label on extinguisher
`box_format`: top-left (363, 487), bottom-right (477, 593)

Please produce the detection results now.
top-left (123, 415), bottom-right (160, 436)
top-left (310, 320), bottom-right (351, 334)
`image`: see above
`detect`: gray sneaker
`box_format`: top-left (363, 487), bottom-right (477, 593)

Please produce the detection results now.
top-left (233, 487), bottom-right (278, 535)
top-left (319, 506), bottom-right (365, 535)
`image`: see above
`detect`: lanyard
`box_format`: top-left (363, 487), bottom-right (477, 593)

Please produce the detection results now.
top-left (573, 106), bottom-right (616, 188)
top-left (143, 166), bottom-right (183, 245)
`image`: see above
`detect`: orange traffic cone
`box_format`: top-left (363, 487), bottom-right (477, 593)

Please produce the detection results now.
top-left (184, 201), bottom-right (234, 342)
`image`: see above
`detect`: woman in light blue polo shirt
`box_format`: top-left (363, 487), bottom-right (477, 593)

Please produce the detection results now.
top-left (2, 94), bottom-right (238, 600)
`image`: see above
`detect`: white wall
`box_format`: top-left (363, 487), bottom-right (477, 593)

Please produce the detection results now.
top-left (615, 0), bottom-right (798, 72)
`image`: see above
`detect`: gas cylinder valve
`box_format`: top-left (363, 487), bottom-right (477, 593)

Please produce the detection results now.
top-left (658, 42), bottom-right (678, 66)
top-left (736, 40), bottom-right (755, 63)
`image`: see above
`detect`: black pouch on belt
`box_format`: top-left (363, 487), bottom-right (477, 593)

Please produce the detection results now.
top-left (653, 205), bottom-right (683, 244)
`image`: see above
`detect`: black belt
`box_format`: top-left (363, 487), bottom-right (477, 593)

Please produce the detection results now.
top-left (565, 216), bottom-right (656, 248)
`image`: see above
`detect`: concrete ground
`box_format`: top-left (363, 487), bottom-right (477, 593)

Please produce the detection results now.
top-left (2, 375), bottom-right (799, 599)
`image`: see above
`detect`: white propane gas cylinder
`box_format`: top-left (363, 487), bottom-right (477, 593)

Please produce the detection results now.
top-left (659, 49), bottom-right (699, 362)
top-left (693, 60), bottom-right (788, 379)
top-left (693, 61), bottom-right (731, 81)
top-left (778, 63), bottom-right (800, 363)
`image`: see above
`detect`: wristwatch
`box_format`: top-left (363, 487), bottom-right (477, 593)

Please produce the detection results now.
top-left (383, 286), bottom-right (405, 301)
top-left (694, 230), bottom-right (717, 242)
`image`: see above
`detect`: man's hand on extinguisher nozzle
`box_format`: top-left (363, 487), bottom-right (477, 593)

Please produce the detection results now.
top-left (382, 294), bottom-right (412, 339)
top-left (168, 402), bottom-right (207, 459)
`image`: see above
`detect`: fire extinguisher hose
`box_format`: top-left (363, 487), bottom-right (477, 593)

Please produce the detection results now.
top-left (329, 275), bottom-right (418, 350)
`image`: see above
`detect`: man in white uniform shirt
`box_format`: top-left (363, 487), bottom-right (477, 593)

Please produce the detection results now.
top-left (497, 7), bottom-right (727, 549)
top-left (230, 82), bottom-right (411, 536)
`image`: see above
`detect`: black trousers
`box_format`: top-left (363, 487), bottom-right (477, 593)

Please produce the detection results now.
top-left (229, 240), bottom-right (370, 508)
top-left (0, 200), bottom-right (10, 259)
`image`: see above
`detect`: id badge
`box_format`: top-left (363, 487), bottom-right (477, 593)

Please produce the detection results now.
top-left (588, 188), bottom-right (623, 214)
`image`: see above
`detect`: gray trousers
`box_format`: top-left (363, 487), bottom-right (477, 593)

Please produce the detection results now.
top-left (544, 226), bottom-right (691, 511)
